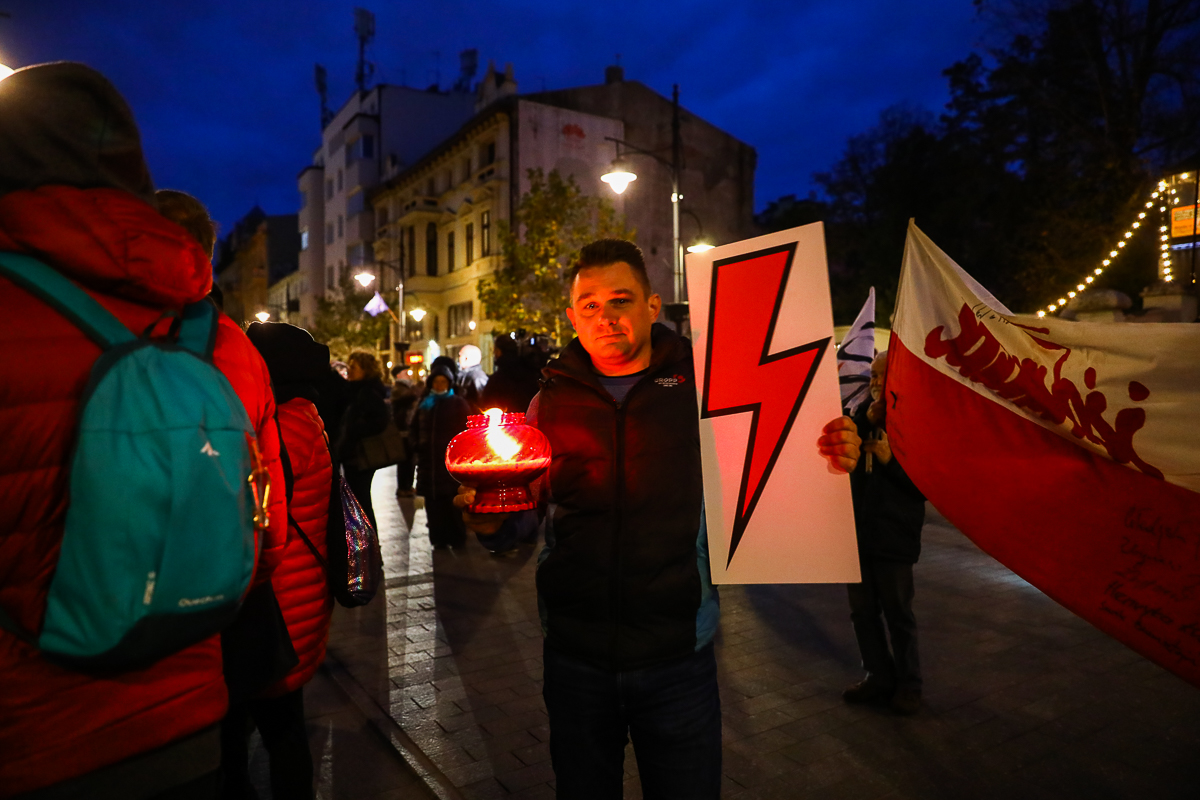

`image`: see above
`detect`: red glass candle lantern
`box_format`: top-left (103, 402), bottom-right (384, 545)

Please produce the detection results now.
top-left (445, 409), bottom-right (551, 513)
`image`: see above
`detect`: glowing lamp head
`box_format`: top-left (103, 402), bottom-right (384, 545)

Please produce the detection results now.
top-left (686, 242), bottom-right (715, 254)
top-left (0, 64), bottom-right (13, 81)
top-left (354, 272), bottom-right (376, 287)
top-left (255, 311), bottom-right (270, 322)
top-left (409, 308), bottom-right (426, 322)
top-left (445, 411), bottom-right (552, 513)
top-left (601, 158), bottom-right (637, 194)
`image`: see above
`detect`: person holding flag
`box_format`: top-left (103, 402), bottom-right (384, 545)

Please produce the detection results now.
top-left (844, 350), bottom-right (927, 715)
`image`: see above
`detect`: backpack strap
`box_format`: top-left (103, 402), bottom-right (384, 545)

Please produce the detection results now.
top-left (273, 411), bottom-right (329, 573)
top-left (274, 413), bottom-right (295, 503)
top-left (176, 299), bottom-right (219, 359)
top-left (0, 252), bottom-right (135, 349)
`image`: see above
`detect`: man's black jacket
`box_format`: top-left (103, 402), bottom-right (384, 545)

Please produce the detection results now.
top-left (849, 405), bottom-right (926, 563)
top-left (534, 323), bottom-right (711, 671)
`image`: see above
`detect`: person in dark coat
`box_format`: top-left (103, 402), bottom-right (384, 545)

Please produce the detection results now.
top-left (480, 334), bottom-right (541, 414)
top-left (336, 351), bottom-right (389, 528)
top-left (843, 351), bottom-right (927, 715)
top-left (455, 343), bottom-right (489, 411)
top-left (414, 360), bottom-right (472, 549)
top-left (391, 368), bottom-right (420, 496)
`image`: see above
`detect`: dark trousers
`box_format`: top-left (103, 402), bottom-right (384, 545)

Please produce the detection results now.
top-left (542, 642), bottom-right (722, 800)
top-left (395, 457), bottom-right (415, 491)
top-left (342, 466), bottom-right (377, 530)
top-left (425, 493), bottom-right (466, 548)
top-left (847, 559), bottom-right (921, 691)
top-left (220, 689), bottom-right (313, 800)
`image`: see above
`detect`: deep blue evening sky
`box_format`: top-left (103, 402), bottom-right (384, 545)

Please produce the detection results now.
top-left (0, 1), bottom-right (985, 235)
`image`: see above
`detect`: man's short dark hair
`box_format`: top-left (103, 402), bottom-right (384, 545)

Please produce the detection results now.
top-left (569, 239), bottom-right (653, 299)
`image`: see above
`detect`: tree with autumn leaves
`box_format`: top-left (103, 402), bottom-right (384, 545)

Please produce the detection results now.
top-left (761, 0), bottom-right (1200, 323)
top-left (478, 168), bottom-right (631, 345)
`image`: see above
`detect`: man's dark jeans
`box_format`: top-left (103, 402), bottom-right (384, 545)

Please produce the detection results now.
top-left (542, 641), bottom-right (722, 800)
top-left (847, 559), bottom-right (921, 690)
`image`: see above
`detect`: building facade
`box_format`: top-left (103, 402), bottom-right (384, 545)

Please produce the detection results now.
top-left (215, 208), bottom-right (299, 326)
top-left (368, 65), bottom-right (758, 371)
top-left (294, 81), bottom-right (478, 327)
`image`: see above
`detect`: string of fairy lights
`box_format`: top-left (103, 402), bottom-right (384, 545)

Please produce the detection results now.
top-left (1037, 175), bottom-right (1187, 318)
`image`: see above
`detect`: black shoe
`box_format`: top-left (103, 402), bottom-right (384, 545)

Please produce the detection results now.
top-left (842, 677), bottom-right (894, 705)
top-left (890, 686), bottom-right (921, 715)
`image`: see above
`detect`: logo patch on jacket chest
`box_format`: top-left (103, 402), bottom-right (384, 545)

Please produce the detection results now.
top-left (654, 374), bottom-right (687, 388)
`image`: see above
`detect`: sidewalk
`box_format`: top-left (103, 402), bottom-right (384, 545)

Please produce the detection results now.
top-left (314, 466), bottom-right (1200, 799)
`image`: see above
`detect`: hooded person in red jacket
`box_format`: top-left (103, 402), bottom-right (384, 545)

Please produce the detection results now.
top-left (233, 321), bottom-right (336, 800)
top-left (0, 63), bottom-right (287, 799)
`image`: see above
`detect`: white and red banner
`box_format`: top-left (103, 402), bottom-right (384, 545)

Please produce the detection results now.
top-left (687, 224), bottom-right (860, 585)
top-left (889, 221), bottom-right (1200, 687)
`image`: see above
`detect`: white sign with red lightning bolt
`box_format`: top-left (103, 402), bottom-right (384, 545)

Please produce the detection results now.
top-left (687, 223), bottom-right (860, 584)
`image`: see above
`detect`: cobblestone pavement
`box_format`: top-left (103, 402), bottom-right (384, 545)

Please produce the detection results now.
top-left (319, 467), bottom-right (1200, 799)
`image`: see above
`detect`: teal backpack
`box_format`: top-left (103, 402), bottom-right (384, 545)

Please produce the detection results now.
top-left (0, 252), bottom-right (262, 672)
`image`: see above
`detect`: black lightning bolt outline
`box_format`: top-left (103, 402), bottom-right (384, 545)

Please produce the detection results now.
top-left (700, 242), bottom-right (831, 567)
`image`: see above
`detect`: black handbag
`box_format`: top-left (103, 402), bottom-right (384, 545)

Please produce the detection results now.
top-left (352, 419), bottom-right (407, 471)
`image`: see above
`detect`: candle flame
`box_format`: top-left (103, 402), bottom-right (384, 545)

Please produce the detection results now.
top-left (483, 408), bottom-right (521, 460)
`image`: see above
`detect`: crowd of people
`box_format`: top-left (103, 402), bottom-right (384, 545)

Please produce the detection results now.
top-left (0, 60), bottom-right (931, 800)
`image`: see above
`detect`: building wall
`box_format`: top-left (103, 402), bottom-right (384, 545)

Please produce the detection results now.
top-left (295, 84), bottom-right (476, 330)
top-left (297, 164), bottom-right (325, 327)
top-left (525, 77), bottom-right (759, 303)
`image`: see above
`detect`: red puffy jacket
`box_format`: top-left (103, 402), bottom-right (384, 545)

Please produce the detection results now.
top-left (268, 398), bottom-right (334, 696)
top-left (0, 186), bottom-right (288, 796)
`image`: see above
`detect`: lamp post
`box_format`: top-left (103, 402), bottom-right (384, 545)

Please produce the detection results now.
top-left (600, 84), bottom-right (686, 313)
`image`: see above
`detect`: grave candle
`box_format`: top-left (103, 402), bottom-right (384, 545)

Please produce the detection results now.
top-left (445, 408), bottom-right (551, 513)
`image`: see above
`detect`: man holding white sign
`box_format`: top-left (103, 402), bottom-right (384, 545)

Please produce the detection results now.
top-left (458, 238), bottom-right (859, 799)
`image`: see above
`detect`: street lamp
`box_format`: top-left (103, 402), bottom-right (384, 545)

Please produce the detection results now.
top-left (255, 311), bottom-right (270, 323)
top-left (0, 64), bottom-right (12, 81)
top-left (354, 271), bottom-right (375, 287)
top-left (410, 307), bottom-right (426, 322)
top-left (599, 84), bottom-right (685, 310)
top-left (686, 242), bottom-right (714, 254)
top-left (600, 157), bottom-right (637, 194)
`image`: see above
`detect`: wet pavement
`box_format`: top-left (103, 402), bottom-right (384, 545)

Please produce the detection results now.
top-left (281, 466), bottom-right (1200, 799)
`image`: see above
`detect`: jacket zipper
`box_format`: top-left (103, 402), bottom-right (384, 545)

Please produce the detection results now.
top-left (611, 399), bottom-right (626, 670)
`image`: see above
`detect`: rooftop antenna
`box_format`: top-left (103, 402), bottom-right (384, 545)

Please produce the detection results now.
top-left (353, 7), bottom-right (375, 94)
top-left (453, 48), bottom-right (477, 93)
top-left (314, 63), bottom-right (333, 129)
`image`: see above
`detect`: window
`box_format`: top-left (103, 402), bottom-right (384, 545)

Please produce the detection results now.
top-left (465, 222), bottom-right (474, 263)
top-left (442, 170), bottom-right (451, 192)
top-left (462, 156), bottom-right (472, 182)
top-left (336, 169), bottom-right (343, 192)
top-left (325, 222), bottom-right (334, 245)
top-left (299, 190), bottom-right (307, 210)
top-left (376, 206), bottom-right (388, 229)
top-left (425, 222), bottom-right (437, 276)
top-left (448, 301), bottom-right (473, 338)
top-left (412, 313), bottom-right (438, 342)
top-left (481, 211), bottom-right (491, 256)
top-left (345, 134), bottom-right (375, 162)
top-left (347, 190), bottom-right (364, 216)
top-left (349, 243), bottom-right (367, 267)
top-left (337, 214), bottom-right (344, 239)
top-left (325, 179), bottom-right (333, 200)
top-left (300, 228), bottom-right (309, 251)
top-left (482, 141), bottom-right (496, 166)
top-left (447, 231), bottom-right (456, 273)
top-left (326, 265), bottom-right (334, 289)
top-left (426, 177), bottom-right (435, 196)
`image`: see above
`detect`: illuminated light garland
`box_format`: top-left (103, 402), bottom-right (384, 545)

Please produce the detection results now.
top-left (1037, 181), bottom-right (1178, 318)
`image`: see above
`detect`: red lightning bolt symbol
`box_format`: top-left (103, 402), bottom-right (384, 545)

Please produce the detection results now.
top-left (701, 244), bottom-right (830, 567)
